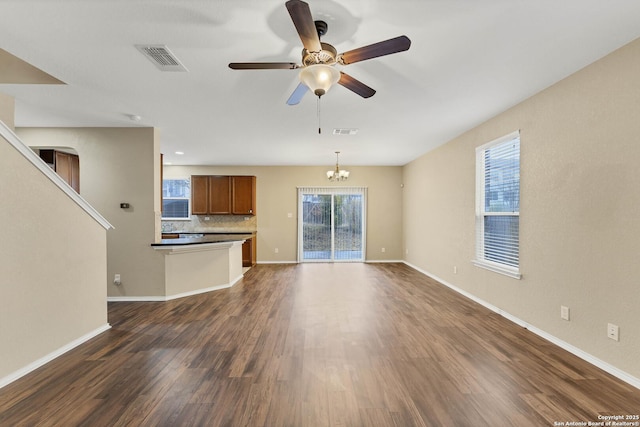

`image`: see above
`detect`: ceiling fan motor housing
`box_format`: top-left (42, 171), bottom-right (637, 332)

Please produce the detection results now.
top-left (315, 20), bottom-right (328, 37)
top-left (302, 42), bottom-right (337, 66)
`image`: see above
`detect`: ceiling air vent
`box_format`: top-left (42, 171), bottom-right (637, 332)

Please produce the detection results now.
top-left (135, 45), bottom-right (188, 72)
top-left (333, 128), bottom-right (358, 135)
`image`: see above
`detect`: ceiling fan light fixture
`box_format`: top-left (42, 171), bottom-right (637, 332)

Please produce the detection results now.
top-left (299, 64), bottom-right (340, 97)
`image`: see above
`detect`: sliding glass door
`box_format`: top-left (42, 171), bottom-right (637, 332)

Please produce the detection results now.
top-left (298, 187), bottom-right (366, 262)
top-left (333, 193), bottom-right (364, 260)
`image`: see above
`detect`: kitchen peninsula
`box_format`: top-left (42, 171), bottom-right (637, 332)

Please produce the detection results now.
top-left (151, 234), bottom-right (252, 300)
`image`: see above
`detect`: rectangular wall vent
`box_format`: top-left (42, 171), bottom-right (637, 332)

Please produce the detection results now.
top-left (135, 45), bottom-right (188, 72)
top-left (333, 128), bottom-right (358, 135)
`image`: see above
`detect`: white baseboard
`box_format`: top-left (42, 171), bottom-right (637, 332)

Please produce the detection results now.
top-left (256, 260), bottom-right (404, 264)
top-left (256, 259), bottom-right (404, 264)
top-left (107, 295), bottom-right (167, 302)
top-left (107, 274), bottom-right (244, 302)
top-left (0, 323), bottom-right (111, 389)
top-left (365, 259), bottom-right (404, 263)
top-left (256, 261), bottom-right (298, 264)
top-left (403, 261), bottom-right (640, 390)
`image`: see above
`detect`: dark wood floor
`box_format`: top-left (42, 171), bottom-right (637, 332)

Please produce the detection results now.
top-left (1, 263), bottom-right (639, 426)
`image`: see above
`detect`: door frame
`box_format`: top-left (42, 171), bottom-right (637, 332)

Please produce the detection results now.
top-left (297, 186), bottom-right (367, 263)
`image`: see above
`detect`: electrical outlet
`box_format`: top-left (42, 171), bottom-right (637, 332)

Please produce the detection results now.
top-left (381, 247), bottom-right (386, 253)
top-left (607, 323), bottom-right (619, 341)
top-left (114, 274), bottom-right (121, 286)
top-left (453, 266), bottom-right (458, 274)
top-left (405, 249), bottom-right (409, 255)
top-left (560, 305), bottom-right (570, 321)
top-left (274, 248), bottom-right (279, 253)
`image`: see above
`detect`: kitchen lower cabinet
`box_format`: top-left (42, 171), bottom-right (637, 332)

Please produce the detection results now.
top-left (161, 233), bottom-right (180, 239)
top-left (242, 237), bottom-right (256, 267)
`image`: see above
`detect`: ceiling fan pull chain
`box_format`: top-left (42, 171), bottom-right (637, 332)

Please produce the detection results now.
top-left (317, 96), bottom-right (321, 134)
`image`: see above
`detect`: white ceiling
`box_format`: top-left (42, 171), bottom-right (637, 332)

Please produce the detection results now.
top-left (1, 0), bottom-right (640, 166)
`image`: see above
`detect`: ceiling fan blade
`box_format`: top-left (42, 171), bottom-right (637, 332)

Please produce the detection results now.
top-left (229, 62), bottom-right (299, 70)
top-left (285, 0), bottom-right (322, 52)
top-left (286, 82), bottom-right (309, 105)
top-left (339, 35), bottom-right (411, 65)
top-left (338, 72), bottom-right (376, 98)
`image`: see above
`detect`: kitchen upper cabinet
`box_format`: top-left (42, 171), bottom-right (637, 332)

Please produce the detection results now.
top-left (39, 149), bottom-right (80, 193)
top-left (232, 176), bottom-right (256, 215)
top-left (209, 176), bottom-right (231, 214)
top-left (191, 175), bottom-right (209, 215)
top-left (191, 175), bottom-right (255, 216)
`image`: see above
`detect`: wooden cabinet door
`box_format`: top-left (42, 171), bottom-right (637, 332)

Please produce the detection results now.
top-left (53, 151), bottom-right (80, 193)
top-left (242, 237), bottom-right (256, 267)
top-left (55, 151), bottom-right (72, 185)
top-left (70, 153), bottom-right (80, 193)
top-left (191, 175), bottom-right (209, 215)
top-left (208, 176), bottom-right (231, 214)
top-left (232, 176), bottom-right (256, 215)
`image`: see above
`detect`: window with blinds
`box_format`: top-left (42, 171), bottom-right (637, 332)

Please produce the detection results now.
top-left (473, 131), bottom-right (521, 279)
top-left (162, 178), bottom-right (191, 220)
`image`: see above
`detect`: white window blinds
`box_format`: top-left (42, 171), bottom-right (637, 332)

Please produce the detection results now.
top-left (474, 131), bottom-right (521, 279)
top-left (162, 178), bottom-right (191, 219)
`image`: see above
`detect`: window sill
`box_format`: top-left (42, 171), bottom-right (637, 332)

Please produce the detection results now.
top-left (472, 260), bottom-right (522, 280)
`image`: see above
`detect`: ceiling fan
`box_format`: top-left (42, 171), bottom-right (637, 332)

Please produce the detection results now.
top-left (229, 0), bottom-right (411, 105)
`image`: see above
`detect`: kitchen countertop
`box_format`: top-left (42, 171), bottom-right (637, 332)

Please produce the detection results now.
top-left (152, 233), bottom-right (253, 247)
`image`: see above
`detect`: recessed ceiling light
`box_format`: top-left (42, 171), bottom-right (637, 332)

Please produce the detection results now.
top-left (175, 151), bottom-right (184, 155)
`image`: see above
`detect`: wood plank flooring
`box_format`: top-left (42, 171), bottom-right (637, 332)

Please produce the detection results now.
top-left (1, 263), bottom-right (639, 426)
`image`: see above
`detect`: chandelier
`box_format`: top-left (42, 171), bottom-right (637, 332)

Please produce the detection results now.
top-left (327, 151), bottom-right (349, 182)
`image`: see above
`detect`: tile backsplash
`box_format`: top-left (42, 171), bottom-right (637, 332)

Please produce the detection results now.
top-left (162, 215), bottom-right (257, 233)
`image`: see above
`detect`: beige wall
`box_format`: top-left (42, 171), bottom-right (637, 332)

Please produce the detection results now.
top-left (0, 131), bottom-right (108, 382)
top-left (403, 38), bottom-right (640, 379)
top-left (17, 127), bottom-right (165, 298)
top-left (164, 165), bottom-right (404, 262)
top-left (0, 92), bottom-right (14, 130)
